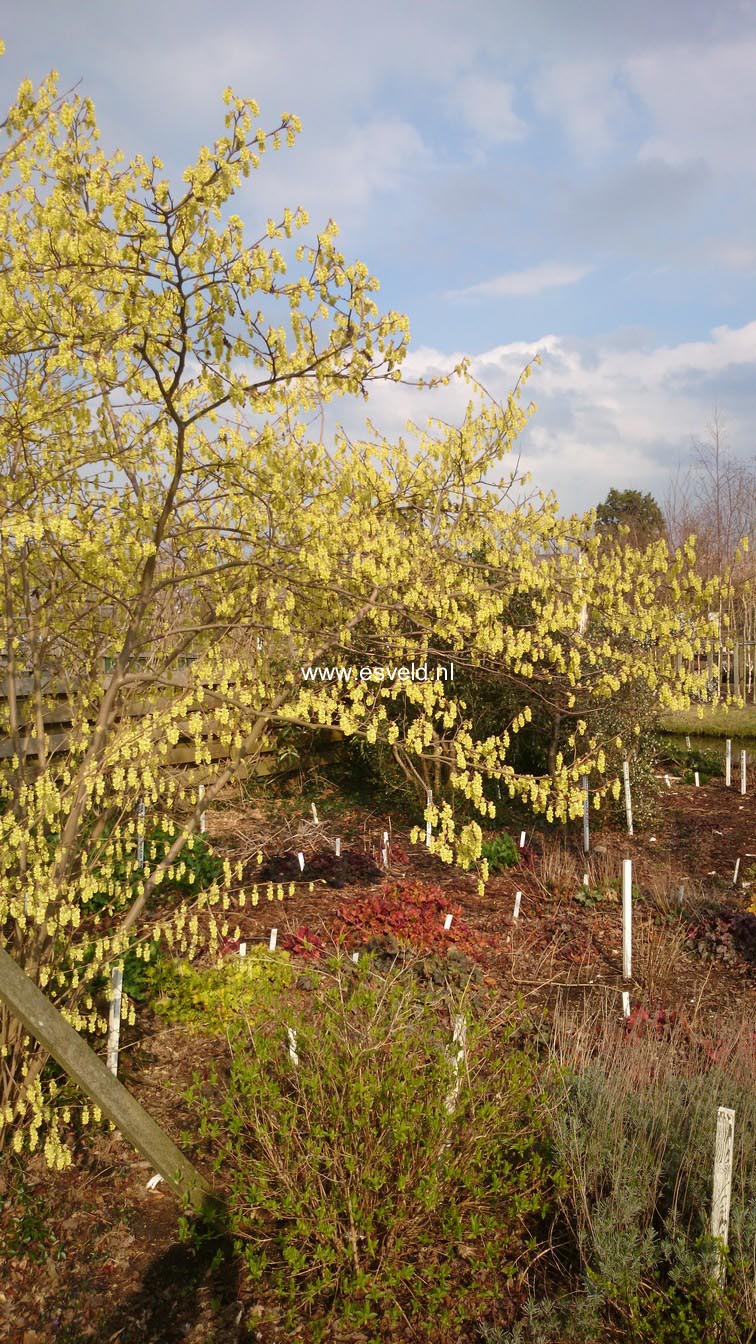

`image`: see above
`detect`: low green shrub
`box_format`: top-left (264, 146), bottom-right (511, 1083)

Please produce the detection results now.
top-left (184, 958), bottom-right (559, 1342)
top-left (150, 947), bottom-right (293, 1033)
top-left (481, 832), bottom-right (519, 871)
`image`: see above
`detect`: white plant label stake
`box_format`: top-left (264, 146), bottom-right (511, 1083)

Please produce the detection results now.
top-left (622, 990), bottom-right (631, 1020)
top-left (582, 775), bottom-right (590, 853)
top-left (198, 784), bottom-right (206, 834)
top-left (513, 890), bottom-right (522, 922)
top-left (741, 750), bottom-right (747, 796)
top-left (725, 739), bottom-right (732, 788)
top-left (106, 964), bottom-right (124, 1076)
top-left (334, 837), bottom-right (341, 857)
top-left (694, 771), bottom-right (700, 788)
top-left (311, 802), bottom-right (319, 825)
top-left (444, 1015), bottom-right (467, 1114)
top-left (733, 858), bottom-right (741, 886)
top-left (711, 1106), bottom-right (735, 1285)
top-left (137, 798), bottom-right (146, 869)
top-left (269, 927), bottom-right (278, 951)
top-left (519, 830), bottom-right (526, 849)
top-left (622, 761), bottom-right (633, 837)
top-left (426, 790), bottom-right (433, 847)
top-left (685, 734), bottom-right (691, 749)
top-left (664, 774), bottom-right (671, 788)
top-left (351, 951), bottom-right (359, 963)
top-left (622, 858), bottom-right (632, 981)
top-left (238, 941), bottom-right (247, 958)
top-left (443, 913), bottom-right (453, 931)
top-left (297, 851), bottom-right (305, 872)
top-left (287, 1027), bottom-right (299, 1067)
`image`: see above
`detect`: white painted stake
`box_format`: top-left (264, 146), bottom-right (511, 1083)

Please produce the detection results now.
top-left (519, 830), bottom-right (526, 849)
top-left (725, 739), bottom-right (732, 788)
top-left (106, 965), bottom-right (124, 1076)
top-left (733, 858), bottom-right (741, 886)
top-left (443, 913), bottom-right (453, 931)
top-left (311, 802), bottom-right (319, 825)
top-left (685, 734), bottom-right (691, 749)
top-left (694, 771), bottom-right (700, 788)
top-left (198, 784), bottom-right (206, 834)
top-left (444, 1015), bottom-right (467, 1114)
top-left (622, 859), bottom-right (632, 981)
top-left (334, 837), bottom-right (341, 857)
top-left (664, 774), bottom-right (671, 788)
top-left (582, 775), bottom-right (590, 854)
top-left (137, 798), bottom-right (145, 869)
top-left (622, 990), bottom-right (631, 1020)
top-left (741, 750), bottom-right (747, 795)
top-left (238, 941), bottom-right (247, 958)
top-left (623, 761), bottom-right (633, 837)
top-left (287, 1027), bottom-right (299, 1066)
top-left (297, 851), bottom-right (305, 871)
top-left (513, 890), bottom-right (522, 922)
top-left (426, 790), bottom-right (433, 847)
top-left (711, 1106), bottom-right (735, 1285)
top-left (269, 927), bottom-right (277, 951)
top-left (382, 831), bottom-right (389, 868)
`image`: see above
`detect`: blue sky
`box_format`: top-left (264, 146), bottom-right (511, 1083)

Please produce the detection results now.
top-left (3, 0), bottom-right (756, 513)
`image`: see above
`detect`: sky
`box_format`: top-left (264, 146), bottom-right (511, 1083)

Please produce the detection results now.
top-left (3, 0), bottom-right (756, 514)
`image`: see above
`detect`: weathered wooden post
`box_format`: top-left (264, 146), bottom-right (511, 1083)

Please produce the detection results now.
top-left (444, 1014), bottom-right (467, 1115)
top-left (711, 1106), bottom-right (735, 1286)
top-left (0, 946), bottom-right (221, 1216)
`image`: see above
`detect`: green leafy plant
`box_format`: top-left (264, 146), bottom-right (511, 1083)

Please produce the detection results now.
top-left (150, 948), bottom-right (293, 1033)
top-left (481, 832), bottom-right (519, 872)
top-left (185, 958), bottom-right (558, 1341)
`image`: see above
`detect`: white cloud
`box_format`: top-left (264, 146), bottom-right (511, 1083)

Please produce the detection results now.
top-left (446, 263), bottom-right (593, 300)
top-left (450, 74), bottom-right (527, 144)
top-left (329, 322), bottom-right (756, 515)
top-left (531, 59), bottom-right (634, 158)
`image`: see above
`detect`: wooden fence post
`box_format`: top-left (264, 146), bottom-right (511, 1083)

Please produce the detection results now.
top-left (711, 1106), bottom-right (735, 1286)
top-left (0, 945), bottom-right (221, 1217)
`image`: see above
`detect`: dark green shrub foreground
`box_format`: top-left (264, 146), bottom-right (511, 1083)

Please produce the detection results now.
top-left (184, 958), bottom-right (558, 1342)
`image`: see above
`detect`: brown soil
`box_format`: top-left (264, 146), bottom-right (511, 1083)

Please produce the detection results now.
top-left (1, 775), bottom-right (754, 1343)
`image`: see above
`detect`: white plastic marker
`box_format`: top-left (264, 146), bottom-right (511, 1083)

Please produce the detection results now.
top-left (287, 1027), bottom-right (299, 1066)
top-left (622, 990), bottom-right (631, 1020)
top-left (513, 890), bottom-right (522, 922)
top-left (334, 837), bottom-right (341, 857)
top-left (622, 859), bottom-right (633, 981)
top-left (198, 784), bottom-right (206, 834)
top-left (686, 735), bottom-right (691, 749)
top-left (297, 851), bottom-right (305, 871)
top-left (582, 775), bottom-right (590, 853)
top-left (583, 873), bottom-right (589, 887)
top-left (711, 1106), bottom-right (736, 1285)
top-left (444, 1015), bottom-right (467, 1114)
top-left (311, 802), bottom-right (319, 825)
top-left (664, 774), bottom-right (671, 788)
top-left (741, 750), bottom-right (747, 796)
top-left (725, 739), bottom-right (732, 788)
top-left (351, 951), bottom-right (359, 963)
top-left (269, 927), bottom-right (278, 951)
top-left (623, 761), bottom-right (634, 837)
top-left (238, 941), bottom-right (247, 958)
top-left (694, 771), bottom-right (700, 788)
top-left (733, 858), bottom-right (741, 886)
top-left (382, 831), bottom-right (390, 868)
top-left (137, 798), bottom-right (145, 868)
top-left (146, 1173), bottom-right (164, 1191)
top-left (106, 964), bottom-right (124, 1076)
top-left (426, 790), bottom-right (433, 847)
top-left (519, 830), bottom-right (526, 849)
top-left (443, 913), bottom-right (453, 931)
